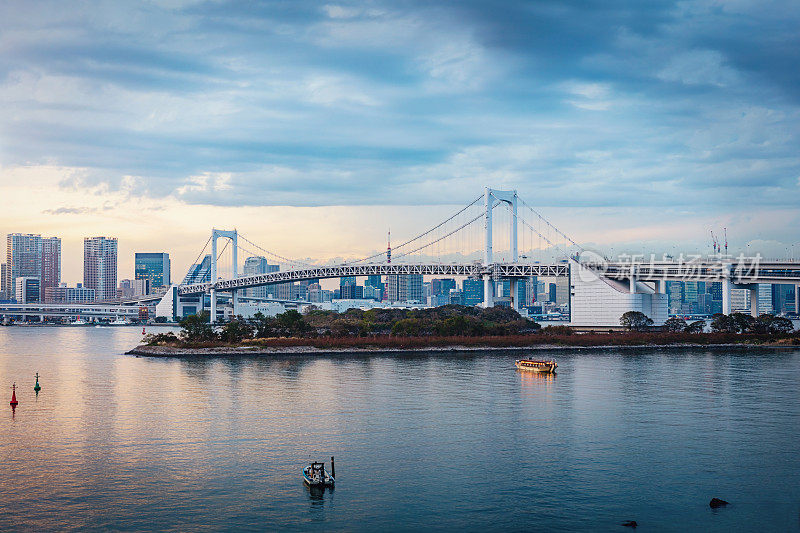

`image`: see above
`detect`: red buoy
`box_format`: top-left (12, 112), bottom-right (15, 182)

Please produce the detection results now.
top-left (142, 326), bottom-right (146, 335)
top-left (10, 383), bottom-right (18, 407)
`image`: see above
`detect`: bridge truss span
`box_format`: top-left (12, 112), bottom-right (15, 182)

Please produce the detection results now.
top-left (178, 262), bottom-right (570, 296)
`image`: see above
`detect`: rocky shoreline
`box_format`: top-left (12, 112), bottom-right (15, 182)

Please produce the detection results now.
top-left (126, 342), bottom-right (791, 357)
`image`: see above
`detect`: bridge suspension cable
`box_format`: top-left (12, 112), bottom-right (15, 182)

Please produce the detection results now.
top-left (343, 194), bottom-right (484, 264)
top-left (237, 234), bottom-right (314, 268)
top-left (182, 235), bottom-right (212, 283)
top-left (519, 198), bottom-right (584, 255)
top-left (390, 210), bottom-right (486, 262)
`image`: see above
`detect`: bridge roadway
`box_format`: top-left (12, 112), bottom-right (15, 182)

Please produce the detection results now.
top-left (178, 262), bottom-right (570, 295)
top-left (602, 260), bottom-right (800, 284)
top-left (178, 260), bottom-right (800, 296)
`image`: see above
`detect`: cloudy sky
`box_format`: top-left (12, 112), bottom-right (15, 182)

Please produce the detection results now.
top-left (2, 0), bottom-right (799, 282)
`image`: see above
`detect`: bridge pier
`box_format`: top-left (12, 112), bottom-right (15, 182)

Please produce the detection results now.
top-left (722, 277), bottom-right (731, 315)
top-left (510, 279), bottom-right (519, 311)
top-left (483, 275), bottom-right (494, 308)
top-left (749, 286), bottom-right (759, 317)
top-left (210, 289), bottom-right (216, 323)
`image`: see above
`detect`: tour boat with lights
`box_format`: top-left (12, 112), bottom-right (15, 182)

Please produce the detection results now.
top-left (515, 359), bottom-right (557, 373)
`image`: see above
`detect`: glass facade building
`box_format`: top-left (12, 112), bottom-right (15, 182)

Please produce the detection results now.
top-left (134, 252), bottom-right (170, 291)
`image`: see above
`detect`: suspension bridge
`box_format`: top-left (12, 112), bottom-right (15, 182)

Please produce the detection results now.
top-left (2, 186), bottom-right (798, 325)
top-left (169, 187), bottom-right (800, 326)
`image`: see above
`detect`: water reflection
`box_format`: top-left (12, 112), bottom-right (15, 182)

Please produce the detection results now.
top-left (517, 369), bottom-right (557, 387)
top-left (1, 328), bottom-right (799, 531)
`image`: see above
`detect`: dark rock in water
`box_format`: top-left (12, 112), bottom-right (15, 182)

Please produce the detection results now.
top-left (709, 498), bottom-right (729, 508)
top-left (621, 520), bottom-right (638, 528)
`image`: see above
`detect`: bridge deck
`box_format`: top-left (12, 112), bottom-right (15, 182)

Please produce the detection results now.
top-left (178, 260), bottom-right (800, 296)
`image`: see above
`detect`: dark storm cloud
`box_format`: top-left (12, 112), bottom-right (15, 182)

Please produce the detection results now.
top-left (0, 0), bottom-right (798, 209)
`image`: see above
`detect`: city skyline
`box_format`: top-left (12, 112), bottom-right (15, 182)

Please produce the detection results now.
top-left (1, 1), bottom-right (800, 282)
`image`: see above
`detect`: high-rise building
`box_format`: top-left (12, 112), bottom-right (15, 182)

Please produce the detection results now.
top-left (6, 233), bottom-right (43, 301)
top-left (463, 278), bottom-right (484, 306)
top-left (386, 274), bottom-right (423, 303)
top-left (758, 284), bottom-right (772, 315)
top-left (134, 252), bottom-right (170, 290)
top-left (431, 278), bottom-right (456, 296)
top-left (667, 281), bottom-right (684, 315)
top-left (41, 237), bottom-right (61, 297)
top-left (276, 282), bottom-right (298, 300)
top-left (242, 256), bottom-right (279, 298)
top-left (731, 288), bottom-right (749, 312)
top-left (0, 263), bottom-right (7, 300)
top-left (340, 276), bottom-right (356, 288)
top-left (84, 236), bottom-right (118, 301)
top-left (183, 255), bottom-right (212, 285)
top-left (772, 283), bottom-right (796, 314)
top-left (340, 284), bottom-right (364, 299)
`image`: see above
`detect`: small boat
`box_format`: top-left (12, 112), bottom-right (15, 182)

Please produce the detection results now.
top-left (303, 461), bottom-right (335, 487)
top-left (515, 359), bottom-right (557, 373)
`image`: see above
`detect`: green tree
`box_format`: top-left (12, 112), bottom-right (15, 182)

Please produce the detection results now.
top-left (219, 316), bottom-right (255, 343)
top-left (248, 312), bottom-right (278, 338)
top-left (731, 312), bottom-right (755, 333)
top-left (766, 315), bottom-right (794, 334)
top-left (179, 311), bottom-right (217, 342)
top-left (685, 320), bottom-right (706, 334)
top-left (710, 313), bottom-right (736, 333)
top-left (663, 317), bottom-right (688, 332)
top-left (276, 310), bottom-right (308, 336)
top-left (620, 311), bottom-right (654, 331)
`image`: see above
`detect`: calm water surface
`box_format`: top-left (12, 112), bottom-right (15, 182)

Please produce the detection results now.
top-left (1, 327), bottom-right (799, 531)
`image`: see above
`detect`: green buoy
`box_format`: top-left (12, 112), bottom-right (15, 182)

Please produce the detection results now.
top-left (34, 373), bottom-right (41, 393)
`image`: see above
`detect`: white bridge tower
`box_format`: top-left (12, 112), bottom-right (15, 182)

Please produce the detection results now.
top-left (210, 228), bottom-right (238, 323)
top-left (483, 187), bottom-right (519, 309)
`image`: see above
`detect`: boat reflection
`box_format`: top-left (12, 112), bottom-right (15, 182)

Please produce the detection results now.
top-left (517, 368), bottom-right (556, 387)
top-left (306, 483), bottom-right (334, 502)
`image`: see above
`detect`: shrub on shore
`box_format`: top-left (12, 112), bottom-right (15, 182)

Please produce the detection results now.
top-left (163, 305), bottom-right (797, 348)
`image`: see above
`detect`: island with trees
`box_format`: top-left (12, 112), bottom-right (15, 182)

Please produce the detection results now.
top-left (127, 305), bottom-right (800, 356)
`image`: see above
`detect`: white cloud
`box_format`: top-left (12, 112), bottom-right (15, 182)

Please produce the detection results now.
top-left (657, 49), bottom-right (740, 87)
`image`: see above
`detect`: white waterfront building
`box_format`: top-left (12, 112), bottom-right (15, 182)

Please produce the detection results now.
top-left (568, 259), bottom-right (668, 328)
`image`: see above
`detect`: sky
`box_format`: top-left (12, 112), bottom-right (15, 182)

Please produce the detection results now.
top-left (1, 0), bottom-right (799, 283)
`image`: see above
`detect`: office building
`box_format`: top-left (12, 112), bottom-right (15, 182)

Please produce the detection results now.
top-left (463, 279), bottom-right (484, 306)
top-left (15, 277), bottom-right (40, 303)
top-left (134, 252), bottom-right (170, 290)
top-left (730, 288), bottom-right (749, 312)
top-left (772, 284), bottom-right (796, 314)
top-left (449, 291), bottom-right (464, 305)
top-left (431, 278), bottom-right (456, 297)
top-left (340, 284), bottom-right (364, 299)
top-left (45, 283), bottom-right (96, 303)
top-left (758, 284), bottom-right (772, 314)
top-left (118, 278), bottom-right (149, 299)
top-left (386, 274), bottom-right (423, 303)
top-left (242, 256), bottom-right (279, 298)
top-left (84, 236), bottom-right (118, 301)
